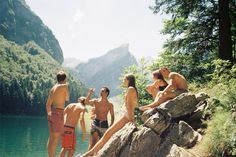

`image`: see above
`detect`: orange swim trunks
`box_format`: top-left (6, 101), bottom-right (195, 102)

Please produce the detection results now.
top-left (61, 125), bottom-right (76, 150)
top-left (48, 107), bottom-right (64, 133)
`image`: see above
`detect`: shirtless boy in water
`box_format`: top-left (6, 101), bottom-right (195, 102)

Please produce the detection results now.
top-left (46, 71), bottom-right (69, 157)
top-left (140, 68), bottom-right (188, 111)
top-left (60, 97), bottom-right (87, 157)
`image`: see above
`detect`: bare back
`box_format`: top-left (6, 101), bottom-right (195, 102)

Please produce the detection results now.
top-left (64, 103), bottom-right (85, 127)
top-left (94, 99), bottom-right (112, 121)
top-left (169, 72), bottom-right (188, 90)
top-left (51, 84), bottom-right (69, 109)
top-left (125, 89), bottom-right (137, 110)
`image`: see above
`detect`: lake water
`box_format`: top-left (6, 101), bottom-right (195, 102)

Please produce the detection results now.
top-left (0, 115), bottom-right (92, 157)
top-left (0, 97), bottom-right (123, 157)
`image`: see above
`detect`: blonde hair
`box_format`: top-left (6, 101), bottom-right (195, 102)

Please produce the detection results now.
top-left (78, 96), bottom-right (86, 106)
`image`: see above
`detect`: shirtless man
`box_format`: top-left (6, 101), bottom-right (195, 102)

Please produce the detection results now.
top-left (140, 68), bottom-right (188, 111)
top-left (86, 87), bottom-right (114, 150)
top-left (46, 71), bottom-right (69, 157)
top-left (60, 97), bottom-right (87, 157)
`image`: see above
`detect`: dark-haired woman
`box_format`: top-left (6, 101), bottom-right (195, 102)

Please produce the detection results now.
top-left (146, 70), bottom-right (168, 100)
top-left (81, 74), bottom-right (138, 157)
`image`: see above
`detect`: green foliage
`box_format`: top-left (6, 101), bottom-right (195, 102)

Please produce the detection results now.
top-left (210, 59), bottom-right (236, 83)
top-left (149, 50), bottom-right (215, 83)
top-left (152, 0), bottom-right (236, 62)
top-left (201, 110), bottom-right (236, 156)
top-left (0, 36), bottom-right (87, 115)
top-left (0, 0), bottom-right (63, 63)
top-left (150, 0), bottom-right (236, 84)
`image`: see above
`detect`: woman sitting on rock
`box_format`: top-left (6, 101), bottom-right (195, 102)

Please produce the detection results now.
top-left (80, 74), bottom-right (138, 157)
top-left (146, 70), bottom-right (168, 100)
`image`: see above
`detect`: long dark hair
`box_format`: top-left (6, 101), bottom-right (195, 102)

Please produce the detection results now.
top-left (153, 70), bottom-right (164, 80)
top-left (125, 74), bottom-right (138, 95)
top-left (153, 70), bottom-right (168, 85)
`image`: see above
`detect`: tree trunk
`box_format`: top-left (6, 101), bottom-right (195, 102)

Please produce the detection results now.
top-left (218, 0), bottom-right (233, 63)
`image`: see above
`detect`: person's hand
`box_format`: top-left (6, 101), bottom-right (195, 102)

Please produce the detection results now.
top-left (82, 133), bottom-right (86, 142)
top-left (47, 111), bottom-right (52, 117)
top-left (139, 106), bottom-right (146, 112)
top-left (89, 88), bottom-right (95, 94)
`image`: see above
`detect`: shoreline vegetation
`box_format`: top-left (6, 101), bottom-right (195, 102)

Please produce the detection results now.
top-left (0, 0), bottom-right (236, 156)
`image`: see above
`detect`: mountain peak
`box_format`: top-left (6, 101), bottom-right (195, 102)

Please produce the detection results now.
top-left (0, 0), bottom-right (64, 64)
top-left (120, 43), bottom-right (129, 49)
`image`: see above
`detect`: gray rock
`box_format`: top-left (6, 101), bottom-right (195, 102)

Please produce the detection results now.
top-left (166, 121), bottom-right (202, 148)
top-left (120, 127), bottom-right (161, 157)
top-left (195, 92), bottom-right (209, 102)
top-left (159, 93), bottom-right (199, 118)
top-left (166, 144), bottom-right (198, 157)
top-left (97, 123), bottom-right (137, 157)
top-left (143, 108), bottom-right (171, 135)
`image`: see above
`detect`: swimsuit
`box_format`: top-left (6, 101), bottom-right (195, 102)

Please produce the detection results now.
top-left (90, 119), bottom-right (108, 137)
top-left (159, 85), bottom-right (168, 91)
top-left (61, 125), bottom-right (76, 150)
top-left (48, 107), bottom-right (64, 133)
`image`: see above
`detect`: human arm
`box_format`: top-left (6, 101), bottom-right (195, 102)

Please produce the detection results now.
top-left (65, 84), bottom-right (69, 102)
top-left (109, 103), bottom-right (115, 126)
top-left (85, 88), bottom-right (96, 106)
top-left (146, 83), bottom-right (157, 99)
top-left (80, 109), bottom-right (86, 141)
top-left (46, 89), bottom-right (53, 116)
top-left (162, 73), bottom-right (176, 93)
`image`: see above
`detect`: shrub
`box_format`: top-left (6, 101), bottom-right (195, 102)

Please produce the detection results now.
top-left (201, 109), bottom-right (236, 156)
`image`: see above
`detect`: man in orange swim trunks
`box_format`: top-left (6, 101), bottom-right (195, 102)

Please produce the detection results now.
top-left (60, 97), bottom-right (87, 157)
top-left (46, 71), bottom-right (69, 157)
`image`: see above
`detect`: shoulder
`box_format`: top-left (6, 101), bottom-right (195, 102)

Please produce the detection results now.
top-left (92, 98), bottom-right (99, 103)
top-left (81, 106), bottom-right (86, 112)
top-left (127, 87), bottom-right (136, 94)
top-left (65, 103), bottom-right (73, 109)
top-left (57, 83), bottom-right (68, 89)
top-left (169, 72), bottom-right (178, 78)
top-left (108, 101), bottom-right (113, 107)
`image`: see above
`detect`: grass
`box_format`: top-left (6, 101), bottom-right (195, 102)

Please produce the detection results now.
top-left (199, 109), bottom-right (236, 156)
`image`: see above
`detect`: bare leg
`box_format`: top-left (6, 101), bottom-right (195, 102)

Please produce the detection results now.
top-left (68, 149), bottom-right (75, 157)
top-left (82, 116), bottom-right (129, 157)
top-left (154, 91), bottom-right (176, 105)
top-left (89, 132), bottom-right (100, 150)
top-left (60, 148), bottom-right (66, 157)
top-left (47, 132), bottom-right (60, 157)
top-left (88, 133), bottom-right (93, 150)
top-left (140, 91), bottom-right (176, 111)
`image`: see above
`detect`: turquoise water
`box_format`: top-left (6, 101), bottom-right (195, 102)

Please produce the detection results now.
top-left (0, 116), bottom-right (91, 157)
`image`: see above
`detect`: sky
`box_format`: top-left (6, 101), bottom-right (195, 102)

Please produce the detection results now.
top-left (25, 0), bottom-right (168, 62)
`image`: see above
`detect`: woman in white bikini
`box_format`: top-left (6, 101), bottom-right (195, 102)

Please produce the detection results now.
top-left (80, 74), bottom-right (138, 157)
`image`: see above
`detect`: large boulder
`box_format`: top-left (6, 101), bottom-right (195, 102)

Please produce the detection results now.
top-left (159, 144), bottom-right (199, 157)
top-left (165, 121), bottom-right (202, 148)
top-left (82, 92), bottom-right (209, 157)
top-left (159, 93), bottom-right (199, 118)
top-left (142, 108), bottom-right (172, 134)
top-left (120, 127), bottom-right (161, 157)
top-left (97, 124), bottom-right (137, 157)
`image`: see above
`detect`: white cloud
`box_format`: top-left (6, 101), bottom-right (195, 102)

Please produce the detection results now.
top-left (73, 8), bottom-right (84, 23)
top-left (67, 8), bottom-right (84, 39)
